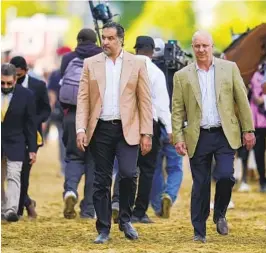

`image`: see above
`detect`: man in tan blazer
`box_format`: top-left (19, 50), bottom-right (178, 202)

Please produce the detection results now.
top-left (172, 31), bottom-right (255, 243)
top-left (76, 22), bottom-right (153, 244)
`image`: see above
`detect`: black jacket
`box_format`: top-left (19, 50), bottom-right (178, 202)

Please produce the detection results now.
top-left (1, 85), bottom-right (37, 161)
top-left (27, 75), bottom-right (51, 142)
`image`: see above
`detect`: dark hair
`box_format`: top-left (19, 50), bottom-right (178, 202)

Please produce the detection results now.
top-left (1, 63), bottom-right (17, 79)
top-left (10, 56), bottom-right (27, 70)
top-left (102, 22), bottom-right (125, 46)
top-left (77, 28), bottom-right (97, 44)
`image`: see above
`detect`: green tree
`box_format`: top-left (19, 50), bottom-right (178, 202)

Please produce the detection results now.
top-left (124, 0), bottom-right (196, 51)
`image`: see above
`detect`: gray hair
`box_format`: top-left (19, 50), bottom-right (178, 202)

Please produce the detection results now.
top-left (192, 30), bottom-right (213, 44)
top-left (1, 63), bottom-right (17, 79)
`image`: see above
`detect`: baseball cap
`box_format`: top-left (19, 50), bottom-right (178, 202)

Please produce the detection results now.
top-left (77, 28), bottom-right (97, 44)
top-left (134, 36), bottom-right (155, 50)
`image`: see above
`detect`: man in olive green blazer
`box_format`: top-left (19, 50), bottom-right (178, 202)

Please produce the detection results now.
top-left (172, 31), bottom-right (255, 243)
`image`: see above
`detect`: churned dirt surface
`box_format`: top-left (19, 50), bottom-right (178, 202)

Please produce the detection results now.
top-left (2, 139), bottom-right (266, 253)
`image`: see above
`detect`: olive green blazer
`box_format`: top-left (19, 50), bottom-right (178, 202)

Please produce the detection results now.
top-left (172, 58), bottom-right (254, 158)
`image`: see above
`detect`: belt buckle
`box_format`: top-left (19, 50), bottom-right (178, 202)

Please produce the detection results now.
top-left (111, 120), bottom-right (118, 125)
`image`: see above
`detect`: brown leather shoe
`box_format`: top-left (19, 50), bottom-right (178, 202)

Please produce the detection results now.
top-left (216, 218), bottom-right (229, 235)
top-left (26, 199), bottom-right (37, 219)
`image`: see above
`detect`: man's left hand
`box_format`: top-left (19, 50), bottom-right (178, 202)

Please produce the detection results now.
top-left (29, 152), bottom-right (37, 165)
top-left (243, 132), bottom-right (256, 150)
top-left (140, 135), bottom-right (152, 155)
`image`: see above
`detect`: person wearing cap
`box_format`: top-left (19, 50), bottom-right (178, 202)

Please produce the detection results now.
top-left (150, 38), bottom-right (183, 219)
top-left (111, 36), bottom-right (172, 223)
top-left (10, 56), bottom-right (51, 219)
top-left (76, 22), bottom-right (153, 243)
top-left (60, 29), bottom-right (102, 221)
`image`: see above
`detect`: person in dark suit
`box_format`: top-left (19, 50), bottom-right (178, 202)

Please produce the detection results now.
top-left (10, 56), bottom-right (51, 218)
top-left (1, 63), bottom-right (37, 222)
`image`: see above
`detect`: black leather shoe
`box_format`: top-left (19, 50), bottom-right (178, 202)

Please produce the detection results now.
top-left (216, 218), bottom-right (228, 235)
top-left (94, 233), bottom-right (110, 244)
top-left (119, 222), bottom-right (138, 240)
top-left (193, 235), bottom-right (207, 243)
top-left (140, 214), bottom-right (154, 223)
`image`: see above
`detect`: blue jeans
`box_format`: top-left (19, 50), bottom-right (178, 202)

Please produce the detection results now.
top-left (150, 126), bottom-right (183, 213)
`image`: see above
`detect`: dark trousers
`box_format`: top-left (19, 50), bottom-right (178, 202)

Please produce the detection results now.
top-left (112, 120), bottom-right (161, 218)
top-left (62, 109), bottom-right (95, 216)
top-left (18, 148), bottom-right (39, 216)
top-left (90, 120), bottom-right (139, 234)
top-left (254, 128), bottom-right (266, 187)
top-left (190, 128), bottom-right (235, 237)
top-left (133, 120), bottom-right (161, 218)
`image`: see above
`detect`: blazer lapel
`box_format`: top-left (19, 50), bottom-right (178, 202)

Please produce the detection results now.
top-left (120, 52), bottom-right (133, 96)
top-left (4, 86), bottom-right (18, 120)
top-left (188, 63), bottom-right (202, 110)
top-left (93, 53), bottom-right (106, 102)
top-left (214, 58), bottom-right (223, 103)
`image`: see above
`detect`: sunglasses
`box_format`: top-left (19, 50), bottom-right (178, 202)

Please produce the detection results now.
top-left (1, 81), bottom-right (13, 85)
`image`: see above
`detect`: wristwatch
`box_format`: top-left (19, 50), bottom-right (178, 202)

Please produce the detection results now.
top-left (243, 131), bottom-right (255, 133)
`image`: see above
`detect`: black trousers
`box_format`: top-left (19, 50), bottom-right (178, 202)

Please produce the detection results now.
top-left (190, 128), bottom-right (235, 237)
top-left (90, 120), bottom-right (139, 234)
top-left (133, 120), bottom-right (161, 218)
top-left (18, 148), bottom-right (39, 216)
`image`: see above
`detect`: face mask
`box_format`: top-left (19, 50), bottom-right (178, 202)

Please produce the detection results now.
top-left (16, 75), bottom-right (26, 84)
top-left (1, 87), bottom-right (14, 95)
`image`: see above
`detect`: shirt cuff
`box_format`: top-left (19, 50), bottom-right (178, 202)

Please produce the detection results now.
top-left (165, 124), bottom-right (172, 134)
top-left (77, 128), bottom-right (86, 134)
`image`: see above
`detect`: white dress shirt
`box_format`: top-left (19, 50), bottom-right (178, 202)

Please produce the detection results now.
top-left (196, 60), bottom-right (221, 129)
top-left (77, 51), bottom-right (123, 134)
top-left (136, 55), bottom-right (172, 133)
top-left (100, 51), bottom-right (123, 121)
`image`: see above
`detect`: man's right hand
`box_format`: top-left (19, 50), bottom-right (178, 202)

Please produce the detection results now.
top-left (175, 141), bottom-right (187, 156)
top-left (76, 132), bottom-right (88, 152)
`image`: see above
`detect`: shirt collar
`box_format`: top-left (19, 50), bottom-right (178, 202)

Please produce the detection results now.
top-left (105, 49), bottom-right (124, 60)
top-left (21, 74), bottom-right (29, 88)
top-left (196, 57), bottom-right (215, 71)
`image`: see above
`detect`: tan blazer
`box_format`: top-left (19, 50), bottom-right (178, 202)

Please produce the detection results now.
top-left (76, 51), bottom-right (153, 145)
top-left (172, 58), bottom-right (254, 158)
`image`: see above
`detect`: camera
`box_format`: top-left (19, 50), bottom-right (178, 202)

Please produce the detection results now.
top-left (164, 40), bottom-right (192, 70)
top-left (90, 3), bottom-right (112, 24)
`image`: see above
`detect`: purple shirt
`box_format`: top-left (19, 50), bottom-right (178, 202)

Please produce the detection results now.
top-left (250, 71), bottom-right (266, 128)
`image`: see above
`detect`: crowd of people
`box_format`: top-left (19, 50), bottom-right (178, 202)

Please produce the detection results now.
top-left (1, 22), bottom-right (265, 244)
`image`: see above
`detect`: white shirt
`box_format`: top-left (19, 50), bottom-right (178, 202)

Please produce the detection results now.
top-left (136, 55), bottom-right (172, 133)
top-left (100, 51), bottom-right (123, 121)
top-left (77, 51), bottom-right (123, 134)
top-left (196, 60), bottom-right (221, 128)
top-left (21, 74), bottom-right (29, 89)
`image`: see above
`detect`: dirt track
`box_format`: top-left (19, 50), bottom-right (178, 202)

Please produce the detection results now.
top-left (2, 138), bottom-right (266, 253)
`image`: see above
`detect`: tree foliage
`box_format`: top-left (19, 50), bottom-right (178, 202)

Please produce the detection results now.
top-left (123, 0), bottom-right (196, 51)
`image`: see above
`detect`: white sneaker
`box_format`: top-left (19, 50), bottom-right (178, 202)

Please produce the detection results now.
top-left (238, 182), bottom-right (251, 192)
top-left (228, 200), bottom-right (235, 209)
